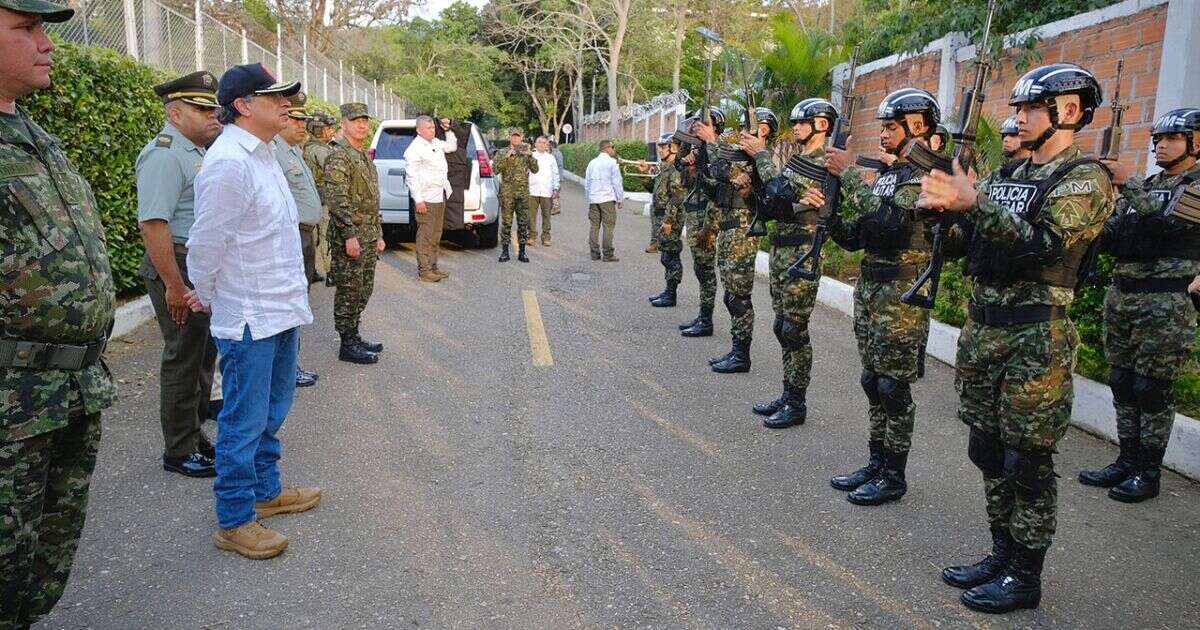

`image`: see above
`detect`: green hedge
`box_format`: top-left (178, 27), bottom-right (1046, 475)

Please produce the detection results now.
top-left (23, 42), bottom-right (165, 297)
top-left (560, 140), bottom-right (656, 191)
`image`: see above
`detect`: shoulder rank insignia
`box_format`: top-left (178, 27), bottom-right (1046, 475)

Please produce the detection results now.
top-left (155, 134), bottom-right (173, 148)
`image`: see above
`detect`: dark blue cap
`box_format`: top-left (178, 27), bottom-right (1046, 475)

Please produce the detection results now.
top-left (217, 63), bottom-right (300, 106)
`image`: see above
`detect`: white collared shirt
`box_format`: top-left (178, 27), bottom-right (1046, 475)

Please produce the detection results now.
top-left (403, 130), bottom-right (457, 204)
top-left (585, 152), bottom-right (624, 205)
top-left (187, 124), bottom-right (313, 341)
top-left (528, 150), bottom-right (560, 198)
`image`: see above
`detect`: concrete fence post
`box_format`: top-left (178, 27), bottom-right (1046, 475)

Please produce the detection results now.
top-left (193, 0), bottom-right (203, 71)
top-left (338, 61), bottom-right (344, 104)
top-left (240, 29), bottom-right (248, 64)
top-left (322, 67), bottom-right (328, 102)
top-left (302, 32), bottom-right (309, 93)
top-left (275, 24), bottom-right (283, 79)
top-left (121, 0), bottom-right (140, 60)
top-left (937, 32), bottom-right (968, 116)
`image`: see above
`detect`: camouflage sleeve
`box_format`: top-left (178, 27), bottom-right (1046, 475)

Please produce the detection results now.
top-left (827, 167), bottom-right (874, 250)
top-left (664, 168), bottom-right (685, 226)
top-left (526, 154), bottom-right (539, 174)
top-left (753, 150), bottom-right (780, 181)
top-left (323, 148), bottom-right (357, 239)
top-left (972, 166), bottom-right (1114, 252)
top-left (1117, 176), bottom-right (1157, 216)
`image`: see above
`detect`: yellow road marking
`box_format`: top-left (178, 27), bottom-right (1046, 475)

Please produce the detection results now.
top-left (522, 289), bottom-right (554, 366)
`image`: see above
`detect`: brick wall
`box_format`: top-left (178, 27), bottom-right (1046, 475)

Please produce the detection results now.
top-left (844, 50), bottom-right (944, 160)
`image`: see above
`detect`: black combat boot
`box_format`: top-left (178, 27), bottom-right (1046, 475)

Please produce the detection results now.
top-left (847, 448), bottom-right (908, 505)
top-left (711, 338), bottom-right (751, 374)
top-left (943, 526), bottom-right (1014, 589)
top-left (764, 386), bottom-right (806, 429)
top-left (830, 440), bottom-right (884, 491)
top-left (680, 309), bottom-right (714, 337)
top-left (349, 327), bottom-right (383, 353)
top-left (339, 335), bottom-right (379, 364)
top-left (679, 315), bottom-right (700, 331)
top-left (1108, 446), bottom-right (1164, 503)
top-left (498, 245), bottom-right (510, 262)
top-left (1079, 436), bottom-right (1139, 487)
top-left (961, 544), bottom-right (1045, 613)
top-left (752, 382), bottom-right (787, 416)
top-left (517, 243), bottom-right (530, 263)
top-left (650, 281), bottom-right (678, 307)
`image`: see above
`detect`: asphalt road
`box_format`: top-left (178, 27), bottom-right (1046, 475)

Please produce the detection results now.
top-left (40, 181), bottom-right (1200, 629)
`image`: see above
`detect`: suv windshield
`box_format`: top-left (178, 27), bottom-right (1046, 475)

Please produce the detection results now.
top-left (376, 124), bottom-right (478, 159)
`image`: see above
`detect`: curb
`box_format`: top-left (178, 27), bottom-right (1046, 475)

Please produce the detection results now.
top-left (754, 250), bottom-right (1200, 481)
top-left (112, 295), bottom-right (155, 340)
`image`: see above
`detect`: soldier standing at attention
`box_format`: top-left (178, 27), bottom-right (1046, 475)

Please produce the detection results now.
top-left (677, 109), bottom-right (724, 339)
top-left (326, 102), bottom-right (384, 364)
top-left (302, 112), bottom-right (335, 281)
top-left (274, 92), bottom-right (322, 387)
top-left (494, 130), bottom-right (538, 262)
top-left (920, 63), bottom-right (1113, 613)
top-left (642, 133), bottom-right (686, 307)
top-left (136, 70), bottom-right (222, 478)
top-left (802, 89), bottom-right (941, 506)
top-left (746, 98), bottom-right (838, 429)
top-left (1079, 108), bottom-right (1200, 502)
top-left (999, 115), bottom-right (1031, 166)
top-left (0, 1), bottom-right (116, 625)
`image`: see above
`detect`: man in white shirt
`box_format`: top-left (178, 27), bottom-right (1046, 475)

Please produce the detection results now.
top-left (527, 135), bottom-right (560, 246)
top-left (185, 63), bottom-right (321, 561)
top-left (584, 140), bottom-right (625, 261)
top-left (403, 115), bottom-right (457, 282)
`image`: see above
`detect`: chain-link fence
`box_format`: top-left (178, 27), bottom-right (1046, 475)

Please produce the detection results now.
top-left (47, 0), bottom-right (408, 119)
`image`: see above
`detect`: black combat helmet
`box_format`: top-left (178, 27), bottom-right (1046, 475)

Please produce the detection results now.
top-left (1008, 63), bottom-right (1102, 149)
top-left (789, 98), bottom-right (839, 125)
top-left (744, 107), bottom-right (779, 137)
top-left (1000, 115), bottom-right (1020, 136)
top-left (876, 88), bottom-right (941, 139)
top-left (657, 132), bottom-right (675, 146)
top-left (1151, 107), bottom-right (1200, 167)
top-left (690, 106), bottom-right (726, 134)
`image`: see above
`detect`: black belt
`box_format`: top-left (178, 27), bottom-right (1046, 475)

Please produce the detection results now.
top-left (771, 233), bottom-right (811, 247)
top-left (1114, 275), bottom-right (1192, 294)
top-left (718, 219), bottom-right (743, 231)
top-left (859, 263), bottom-right (920, 282)
top-left (0, 337), bottom-right (107, 370)
top-left (968, 304), bottom-right (1066, 327)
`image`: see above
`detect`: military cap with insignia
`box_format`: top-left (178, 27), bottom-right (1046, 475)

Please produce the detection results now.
top-left (217, 62), bottom-right (300, 106)
top-left (340, 102), bottom-right (371, 121)
top-left (306, 113), bottom-right (335, 134)
top-left (0, 0), bottom-right (75, 22)
top-left (287, 92), bottom-right (311, 120)
top-left (153, 71), bottom-right (220, 109)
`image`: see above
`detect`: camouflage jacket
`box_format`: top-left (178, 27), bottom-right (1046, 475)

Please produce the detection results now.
top-left (1, 108), bottom-right (117, 443)
top-left (702, 138), bottom-right (758, 228)
top-left (325, 137), bottom-right (381, 243)
top-left (494, 149), bottom-right (538, 196)
top-left (1104, 162), bottom-right (1200, 279)
top-left (649, 159), bottom-right (686, 228)
top-left (970, 144), bottom-right (1114, 306)
top-left (830, 162), bottom-right (933, 267)
top-left (302, 139), bottom-right (332, 197)
top-left (755, 146), bottom-right (825, 238)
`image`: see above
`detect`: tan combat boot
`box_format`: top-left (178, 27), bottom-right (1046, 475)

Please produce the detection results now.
top-left (256, 486), bottom-right (323, 518)
top-left (431, 269), bottom-right (449, 279)
top-left (213, 521), bottom-right (289, 559)
top-left (418, 271), bottom-right (441, 283)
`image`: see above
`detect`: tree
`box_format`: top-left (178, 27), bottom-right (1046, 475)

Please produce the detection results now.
top-left (758, 13), bottom-right (845, 118)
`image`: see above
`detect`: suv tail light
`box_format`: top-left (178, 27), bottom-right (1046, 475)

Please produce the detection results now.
top-left (367, 148), bottom-right (376, 160)
top-left (477, 150), bottom-right (492, 177)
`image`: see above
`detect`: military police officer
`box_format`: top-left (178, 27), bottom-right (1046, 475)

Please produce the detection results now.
top-left (920, 63), bottom-right (1114, 613)
top-left (494, 130), bottom-right (539, 262)
top-left (678, 109), bottom-right (725, 339)
top-left (746, 98), bottom-right (838, 429)
top-left (805, 88), bottom-right (941, 506)
top-left (326, 102), bottom-right (384, 364)
top-left (1079, 107), bottom-right (1200, 503)
top-left (1, 1), bottom-right (116, 625)
top-left (999, 115), bottom-right (1030, 166)
top-left (643, 133), bottom-right (686, 307)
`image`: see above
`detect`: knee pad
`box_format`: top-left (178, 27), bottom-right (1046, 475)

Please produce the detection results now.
top-left (1108, 367), bottom-right (1136, 405)
top-left (1002, 447), bottom-right (1056, 494)
top-left (1133, 374), bottom-right (1172, 413)
top-left (860, 370), bottom-right (881, 406)
top-left (724, 292), bottom-right (753, 317)
top-left (773, 316), bottom-right (809, 351)
top-left (876, 376), bottom-right (912, 417)
top-left (967, 428), bottom-right (1004, 478)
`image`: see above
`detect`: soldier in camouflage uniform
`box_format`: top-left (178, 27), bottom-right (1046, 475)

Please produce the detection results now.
top-left (748, 98), bottom-right (838, 429)
top-left (678, 111), bottom-right (722, 338)
top-left (303, 112), bottom-right (336, 280)
top-left (1079, 108), bottom-right (1200, 503)
top-left (920, 64), bottom-right (1114, 614)
top-left (806, 89), bottom-right (940, 507)
top-left (326, 102), bottom-right (384, 365)
top-left (1, 2), bottom-right (116, 626)
top-left (643, 133), bottom-right (686, 307)
top-left (493, 130), bottom-right (538, 263)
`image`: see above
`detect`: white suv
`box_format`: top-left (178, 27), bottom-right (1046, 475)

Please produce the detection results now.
top-left (369, 120), bottom-right (500, 247)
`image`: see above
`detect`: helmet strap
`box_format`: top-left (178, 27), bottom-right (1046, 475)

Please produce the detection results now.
top-left (1021, 99), bottom-right (1060, 151)
top-left (1003, 149), bottom-right (1019, 159)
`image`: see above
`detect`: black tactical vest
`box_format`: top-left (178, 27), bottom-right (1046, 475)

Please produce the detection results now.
top-left (1110, 171), bottom-right (1200, 262)
top-left (858, 163), bottom-right (932, 254)
top-left (966, 158), bottom-right (1106, 288)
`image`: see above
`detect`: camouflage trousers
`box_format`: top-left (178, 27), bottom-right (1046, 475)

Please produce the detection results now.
top-left (1104, 287), bottom-right (1196, 451)
top-left (957, 317), bottom-right (1079, 550)
top-left (684, 210), bottom-right (717, 312)
top-left (1, 411), bottom-right (101, 629)
top-left (331, 241), bottom-right (378, 335)
top-left (770, 239), bottom-right (819, 390)
top-left (854, 277), bottom-right (930, 452)
top-left (717, 218), bottom-right (758, 343)
top-left (656, 211), bottom-right (683, 286)
top-left (500, 192), bottom-right (530, 247)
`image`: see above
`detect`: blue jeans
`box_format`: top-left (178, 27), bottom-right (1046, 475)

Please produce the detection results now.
top-left (212, 326), bottom-right (298, 529)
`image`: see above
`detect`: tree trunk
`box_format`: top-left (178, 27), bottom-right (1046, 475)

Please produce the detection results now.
top-left (671, 0), bottom-right (685, 93)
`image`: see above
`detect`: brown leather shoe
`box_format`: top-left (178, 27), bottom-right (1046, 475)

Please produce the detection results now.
top-left (541, 238), bottom-right (551, 247)
top-left (213, 521), bottom-right (288, 559)
top-left (645, 243), bottom-right (658, 253)
top-left (432, 269), bottom-right (449, 279)
top-left (604, 255), bottom-right (620, 262)
top-left (418, 271), bottom-right (441, 283)
top-left (256, 486), bottom-right (322, 518)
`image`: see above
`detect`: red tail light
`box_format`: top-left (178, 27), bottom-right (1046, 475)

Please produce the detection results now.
top-left (367, 148), bottom-right (376, 160)
top-left (477, 150), bottom-right (492, 176)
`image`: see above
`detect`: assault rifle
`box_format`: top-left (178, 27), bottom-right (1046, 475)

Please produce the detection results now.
top-left (680, 54), bottom-right (715, 214)
top-left (899, 0), bottom-right (997, 309)
top-left (784, 44), bottom-right (861, 280)
top-left (1099, 59), bottom-right (1126, 161)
